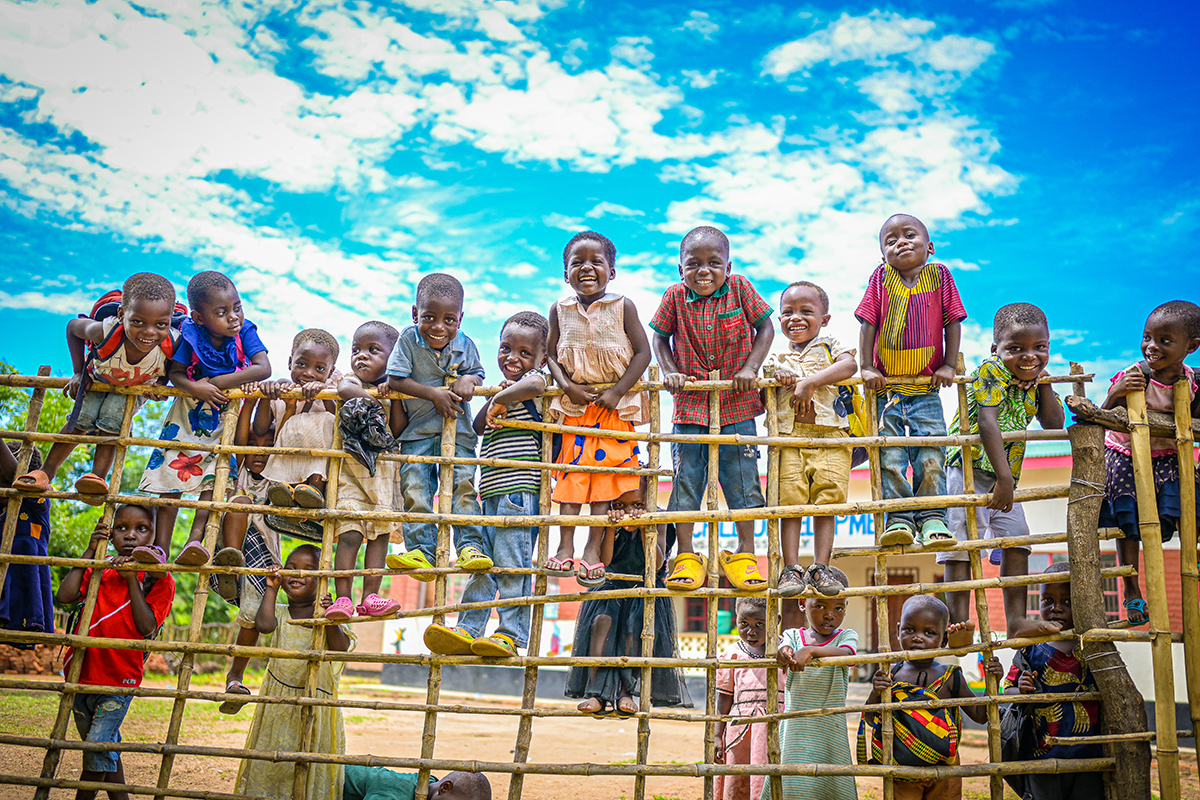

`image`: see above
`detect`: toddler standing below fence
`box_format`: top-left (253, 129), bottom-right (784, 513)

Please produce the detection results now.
top-left (1098, 300), bottom-right (1200, 625)
top-left (856, 214), bottom-right (966, 547)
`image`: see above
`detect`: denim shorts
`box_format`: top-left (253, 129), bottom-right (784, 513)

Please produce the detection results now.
top-left (73, 693), bottom-right (132, 772)
top-left (75, 389), bottom-right (144, 434)
top-left (667, 419), bottom-right (764, 511)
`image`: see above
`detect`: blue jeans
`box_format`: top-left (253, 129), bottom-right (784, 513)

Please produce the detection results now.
top-left (399, 436), bottom-right (482, 560)
top-left (73, 693), bottom-right (132, 772)
top-left (456, 491), bottom-right (538, 647)
top-left (877, 392), bottom-right (947, 527)
top-left (667, 419), bottom-right (765, 511)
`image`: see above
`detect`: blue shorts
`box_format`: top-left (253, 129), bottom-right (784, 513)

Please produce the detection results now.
top-left (75, 389), bottom-right (145, 434)
top-left (667, 419), bottom-right (764, 512)
top-left (73, 693), bottom-right (132, 772)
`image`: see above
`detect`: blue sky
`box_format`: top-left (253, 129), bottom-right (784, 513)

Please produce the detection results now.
top-left (1, 0), bottom-right (1197, 402)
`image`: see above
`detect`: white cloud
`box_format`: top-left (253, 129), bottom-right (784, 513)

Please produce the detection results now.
top-left (611, 36), bottom-right (654, 68)
top-left (586, 201), bottom-right (645, 218)
top-left (681, 69), bottom-right (720, 88)
top-left (542, 212), bottom-right (585, 230)
top-left (679, 11), bottom-right (719, 40)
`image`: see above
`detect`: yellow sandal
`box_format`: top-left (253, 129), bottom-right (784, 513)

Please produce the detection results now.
top-left (719, 550), bottom-right (767, 592)
top-left (665, 553), bottom-right (707, 592)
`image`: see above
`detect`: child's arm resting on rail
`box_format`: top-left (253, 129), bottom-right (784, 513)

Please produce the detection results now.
top-left (320, 593), bottom-right (352, 652)
top-left (255, 567), bottom-right (282, 635)
top-left (56, 524), bottom-right (111, 605)
top-left (732, 317), bottom-right (774, 392)
top-left (110, 553), bottom-right (161, 637)
top-left (63, 317), bottom-right (106, 399)
top-left (957, 657), bottom-right (1004, 723)
top-left (481, 372), bottom-right (548, 433)
top-left (778, 643), bottom-right (854, 670)
top-left (789, 353), bottom-right (857, 419)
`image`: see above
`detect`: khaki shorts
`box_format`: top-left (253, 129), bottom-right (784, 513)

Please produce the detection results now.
top-left (778, 425), bottom-right (852, 506)
top-left (335, 503), bottom-right (396, 541)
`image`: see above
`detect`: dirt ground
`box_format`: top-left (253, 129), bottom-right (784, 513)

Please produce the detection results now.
top-left (0, 674), bottom-right (1195, 800)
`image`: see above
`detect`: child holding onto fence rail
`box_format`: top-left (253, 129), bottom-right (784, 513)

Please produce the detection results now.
top-left (425, 311), bottom-right (551, 657)
top-left (236, 543), bottom-right (356, 800)
top-left (565, 475), bottom-right (692, 716)
top-left (762, 280), bottom-right (858, 597)
top-left (856, 214), bottom-right (966, 547)
top-left (0, 443), bottom-right (54, 637)
top-left (15, 272), bottom-right (180, 503)
top-left (385, 274), bottom-right (489, 577)
top-left (258, 328), bottom-right (341, 511)
top-left (859, 595), bottom-right (1003, 800)
top-left (57, 504), bottom-right (176, 800)
top-left (139, 270), bottom-right (271, 566)
top-left (1098, 300), bottom-right (1200, 625)
top-left (542, 231), bottom-right (651, 588)
top-left (327, 321), bottom-right (405, 621)
top-left (650, 226), bottom-right (774, 592)
top-left (776, 564), bottom-right (856, 800)
top-left (1003, 562), bottom-right (1101, 800)
top-left (938, 303), bottom-right (1065, 642)
top-left (714, 596), bottom-right (784, 800)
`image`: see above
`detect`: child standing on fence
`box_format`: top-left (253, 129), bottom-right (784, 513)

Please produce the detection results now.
top-left (651, 226), bottom-right (774, 592)
top-left (236, 544), bottom-right (356, 800)
top-left (565, 477), bottom-right (692, 716)
top-left (425, 311), bottom-right (550, 657)
top-left (385, 273), bottom-right (489, 577)
top-left (1099, 300), bottom-right (1200, 625)
top-left (856, 214), bottom-right (966, 547)
top-left (860, 595), bottom-right (1003, 800)
top-left (327, 321), bottom-right (404, 621)
top-left (57, 505), bottom-right (176, 800)
top-left (714, 596), bottom-right (784, 800)
top-left (938, 303), bottom-right (1065, 642)
top-left (776, 565), bottom-right (856, 800)
top-left (0, 443), bottom-right (54, 637)
top-left (543, 231), bottom-right (650, 587)
top-left (15, 273), bottom-right (179, 503)
top-left (259, 329), bottom-right (341, 510)
top-left (763, 281), bottom-right (857, 597)
top-left (139, 271), bottom-right (271, 566)
top-left (1003, 562), bottom-right (1102, 800)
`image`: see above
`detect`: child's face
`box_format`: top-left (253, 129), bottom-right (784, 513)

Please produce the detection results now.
top-left (111, 506), bottom-right (155, 556)
top-left (412, 296), bottom-right (463, 351)
top-left (679, 241), bottom-right (730, 298)
top-left (497, 323), bottom-right (547, 383)
top-left (800, 595), bottom-right (847, 638)
top-left (119, 297), bottom-right (176, 355)
top-left (282, 550), bottom-right (320, 602)
top-left (879, 215), bottom-right (934, 273)
top-left (564, 239), bottom-right (615, 301)
top-left (778, 285), bottom-right (829, 348)
top-left (288, 341), bottom-right (335, 385)
top-left (191, 286), bottom-right (243, 340)
top-left (243, 427), bottom-right (274, 475)
top-left (610, 485), bottom-right (646, 517)
top-left (896, 605), bottom-right (948, 653)
top-left (1039, 581), bottom-right (1073, 629)
top-left (1142, 314), bottom-right (1199, 373)
top-left (993, 322), bottom-right (1050, 384)
top-left (736, 609), bottom-right (767, 648)
top-left (350, 329), bottom-right (392, 384)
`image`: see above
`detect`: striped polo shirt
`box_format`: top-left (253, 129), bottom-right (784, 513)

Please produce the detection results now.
top-left (479, 369), bottom-right (547, 499)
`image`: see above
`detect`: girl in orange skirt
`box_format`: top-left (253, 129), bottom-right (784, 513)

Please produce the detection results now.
top-left (545, 231), bottom-right (650, 586)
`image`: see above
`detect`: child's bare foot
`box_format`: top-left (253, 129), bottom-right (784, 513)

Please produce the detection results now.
top-left (946, 621), bottom-right (975, 649)
top-left (616, 696), bottom-right (638, 716)
top-left (543, 552), bottom-right (575, 575)
top-left (577, 697), bottom-right (603, 714)
top-left (1008, 617), bottom-right (1064, 639)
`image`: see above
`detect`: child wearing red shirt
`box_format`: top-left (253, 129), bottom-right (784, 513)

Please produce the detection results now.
top-left (57, 504), bottom-right (176, 799)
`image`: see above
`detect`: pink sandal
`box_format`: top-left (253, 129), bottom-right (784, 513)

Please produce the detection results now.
top-left (357, 593), bottom-right (400, 617)
top-left (325, 596), bottom-right (355, 621)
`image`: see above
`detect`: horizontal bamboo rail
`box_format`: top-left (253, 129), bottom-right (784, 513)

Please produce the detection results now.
top-left (1043, 730), bottom-right (1193, 746)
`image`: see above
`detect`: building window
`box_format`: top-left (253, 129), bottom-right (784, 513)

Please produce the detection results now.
top-left (684, 578), bottom-right (737, 633)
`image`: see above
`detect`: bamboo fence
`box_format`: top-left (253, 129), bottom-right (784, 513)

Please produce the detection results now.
top-left (0, 365), bottom-right (1193, 800)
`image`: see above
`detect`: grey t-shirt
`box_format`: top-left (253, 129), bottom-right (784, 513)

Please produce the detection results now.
top-left (386, 326), bottom-right (485, 443)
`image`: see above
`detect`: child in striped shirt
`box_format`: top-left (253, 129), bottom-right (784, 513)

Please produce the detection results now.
top-left (423, 312), bottom-right (550, 658)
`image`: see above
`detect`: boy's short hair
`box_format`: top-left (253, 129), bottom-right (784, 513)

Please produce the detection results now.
top-left (292, 328), bottom-right (340, 363)
top-left (902, 594), bottom-right (949, 627)
top-left (680, 225), bottom-right (729, 259)
top-left (123, 273), bottom-right (176, 306)
top-left (783, 281), bottom-right (829, 313)
top-left (1044, 561), bottom-right (1071, 576)
top-left (1150, 300), bottom-right (1200, 340)
top-left (356, 321), bottom-right (400, 350)
top-left (993, 303), bottom-right (1048, 340)
top-left (563, 231), bottom-right (616, 269)
top-left (502, 311), bottom-right (550, 346)
top-left (444, 771), bottom-right (491, 800)
top-left (186, 271), bottom-right (236, 310)
top-left (735, 596), bottom-right (768, 618)
top-left (287, 543), bottom-right (321, 564)
top-left (5, 441), bottom-right (42, 472)
top-left (415, 273), bottom-right (465, 309)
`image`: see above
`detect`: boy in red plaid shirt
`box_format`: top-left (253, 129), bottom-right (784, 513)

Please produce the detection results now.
top-left (650, 226), bottom-right (774, 592)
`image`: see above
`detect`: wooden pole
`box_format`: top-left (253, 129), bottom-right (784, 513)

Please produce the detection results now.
top-left (1065, 423), bottom-right (1151, 800)
top-left (1125, 391), bottom-right (1181, 800)
top-left (1172, 381), bottom-right (1200, 738)
top-left (763, 365), bottom-right (783, 800)
top-left (0, 365), bottom-right (51, 595)
top-left (703, 370), bottom-right (721, 800)
top-left (867, 386), bottom-right (894, 800)
top-left (633, 366), bottom-right (660, 800)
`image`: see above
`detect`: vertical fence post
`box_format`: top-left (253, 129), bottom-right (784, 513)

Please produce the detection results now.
top-left (633, 365), bottom-right (660, 800)
top-left (866, 386), bottom-right (894, 800)
top-left (1172, 382), bottom-right (1200, 739)
top-left (1125, 390), bottom-right (1181, 800)
top-left (762, 366), bottom-right (783, 800)
top-left (36, 381), bottom-right (136, 800)
top-left (703, 369), bottom-right (721, 800)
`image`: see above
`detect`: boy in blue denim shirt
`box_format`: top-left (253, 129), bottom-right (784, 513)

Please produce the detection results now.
top-left (385, 274), bottom-right (489, 575)
top-left (424, 311), bottom-right (549, 658)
